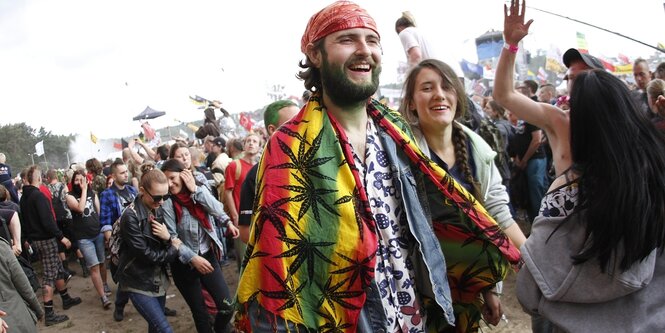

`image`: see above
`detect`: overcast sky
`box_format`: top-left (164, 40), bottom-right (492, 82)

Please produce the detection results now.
top-left (1, 0), bottom-right (663, 142)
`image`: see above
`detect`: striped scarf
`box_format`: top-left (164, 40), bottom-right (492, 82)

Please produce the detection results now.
top-left (236, 95), bottom-right (520, 332)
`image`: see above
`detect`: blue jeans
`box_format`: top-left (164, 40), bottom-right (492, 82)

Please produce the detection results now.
top-left (526, 157), bottom-right (548, 221)
top-left (128, 292), bottom-right (173, 333)
top-left (77, 233), bottom-right (105, 267)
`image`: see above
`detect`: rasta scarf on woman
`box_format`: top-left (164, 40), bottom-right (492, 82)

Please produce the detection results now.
top-left (235, 95), bottom-right (521, 332)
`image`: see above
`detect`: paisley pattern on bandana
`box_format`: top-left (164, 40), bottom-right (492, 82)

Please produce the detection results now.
top-left (235, 95), bottom-right (521, 332)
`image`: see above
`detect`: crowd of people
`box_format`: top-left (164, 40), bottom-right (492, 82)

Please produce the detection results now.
top-left (0, 1), bottom-right (665, 332)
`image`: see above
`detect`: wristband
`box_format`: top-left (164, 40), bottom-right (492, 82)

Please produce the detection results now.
top-left (504, 43), bottom-right (519, 54)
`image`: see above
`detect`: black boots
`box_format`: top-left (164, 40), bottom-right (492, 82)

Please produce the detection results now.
top-left (59, 289), bottom-right (82, 310)
top-left (44, 311), bottom-right (69, 326)
top-left (44, 300), bottom-right (69, 326)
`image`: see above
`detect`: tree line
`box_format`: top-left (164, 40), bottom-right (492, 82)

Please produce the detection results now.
top-left (0, 123), bottom-right (74, 174)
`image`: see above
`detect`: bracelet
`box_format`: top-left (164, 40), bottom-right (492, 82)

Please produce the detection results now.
top-left (503, 43), bottom-right (519, 54)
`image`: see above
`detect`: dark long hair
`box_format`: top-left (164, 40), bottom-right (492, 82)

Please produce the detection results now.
top-left (569, 69), bottom-right (665, 271)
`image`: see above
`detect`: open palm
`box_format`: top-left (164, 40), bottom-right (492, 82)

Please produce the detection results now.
top-left (503, 0), bottom-right (533, 45)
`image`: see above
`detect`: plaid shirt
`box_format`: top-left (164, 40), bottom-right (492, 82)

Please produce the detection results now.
top-left (99, 184), bottom-right (137, 232)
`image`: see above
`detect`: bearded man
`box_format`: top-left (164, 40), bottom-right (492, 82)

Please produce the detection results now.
top-left (235, 2), bottom-right (519, 332)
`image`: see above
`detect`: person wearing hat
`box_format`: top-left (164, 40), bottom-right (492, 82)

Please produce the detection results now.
top-left (235, 1), bottom-right (519, 332)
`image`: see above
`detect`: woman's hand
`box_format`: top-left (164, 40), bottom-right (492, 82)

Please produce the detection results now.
top-left (227, 223), bottom-right (240, 239)
top-left (190, 255), bottom-right (214, 275)
top-left (503, 0), bottom-right (533, 46)
top-left (150, 217), bottom-right (170, 241)
top-left (180, 169), bottom-right (198, 193)
top-left (482, 289), bottom-right (503, 326)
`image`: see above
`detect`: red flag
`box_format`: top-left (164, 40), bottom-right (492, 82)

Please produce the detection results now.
top-left (113, 139), bottom-right (129, 150)
top-left (599, 58), bottom-right (615, 72)
top-left (239, 113), bottom-right (254, 131)
top-left (618, 53), bottom-right (630, 65)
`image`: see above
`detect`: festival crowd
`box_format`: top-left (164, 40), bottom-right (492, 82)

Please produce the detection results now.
top-left (0, 1), bottom-right (664, 332)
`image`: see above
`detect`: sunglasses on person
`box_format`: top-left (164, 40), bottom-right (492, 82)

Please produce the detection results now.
top-left (144, 187), bottom-right (171, 202)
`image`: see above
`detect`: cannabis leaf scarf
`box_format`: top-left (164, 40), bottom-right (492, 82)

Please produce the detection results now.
top-left (236, 95), bottom-right (521, 332)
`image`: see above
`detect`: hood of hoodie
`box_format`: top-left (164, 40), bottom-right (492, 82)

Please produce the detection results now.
top-left (521, 209), bottom-right (656, 303)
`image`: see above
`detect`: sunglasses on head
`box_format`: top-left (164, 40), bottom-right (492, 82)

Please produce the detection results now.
top-left (144, 187), bottom-right (171, 202)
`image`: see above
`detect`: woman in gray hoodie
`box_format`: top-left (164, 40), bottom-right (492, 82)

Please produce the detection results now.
top-left (494, 1), bottom-right (665, 332)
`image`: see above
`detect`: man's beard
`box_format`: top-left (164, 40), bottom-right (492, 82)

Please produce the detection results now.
top-left (320, 55), bottom-right (381, 108)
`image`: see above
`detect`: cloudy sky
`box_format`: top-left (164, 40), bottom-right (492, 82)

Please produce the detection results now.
top-left (1, 0), bottom-right (663, 142)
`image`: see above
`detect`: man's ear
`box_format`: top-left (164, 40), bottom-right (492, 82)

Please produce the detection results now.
top-left (305, 43), bottom-right (322, 68)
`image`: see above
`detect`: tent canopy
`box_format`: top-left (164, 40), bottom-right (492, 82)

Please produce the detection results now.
top-left (133, 106), bottom-right (166, 121)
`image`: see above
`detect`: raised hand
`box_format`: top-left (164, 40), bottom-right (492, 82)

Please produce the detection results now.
top-left (503, 0), bottom-right (533, 45)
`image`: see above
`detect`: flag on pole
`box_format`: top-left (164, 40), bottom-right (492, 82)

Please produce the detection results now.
top-left (537, 67), bottom-right (548, 82)
top-left (90, 132), bottom-right (98, 144)
top-left (113, 139), bottom-right (129, 150)
top-left (617, 53), bottom-right (631, 65)
top-left (35, 141), bottom-right (44, 157)
top-left (239, 113), bottom-right (254, 131)
top-left (189, 95), bottom-right (207, 106)
top-left (186, 123), bottom-right (199, 132)
top-left (576, 32), bottom-right (588, 54)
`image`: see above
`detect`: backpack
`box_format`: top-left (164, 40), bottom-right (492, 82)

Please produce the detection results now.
top-left (0, 216), bottom-right (40, 292)
top-left (109, 202), bottom-right (135, 267)
top-left (50, 183), bottom-right (70, 221)
top-left (476, 117), bottom-right (511, 182)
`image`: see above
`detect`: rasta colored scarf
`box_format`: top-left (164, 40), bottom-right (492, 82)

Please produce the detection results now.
top-left (235, 95), bottom-right (521, 332)
top-left (172, 191), bottom-right (212, 231)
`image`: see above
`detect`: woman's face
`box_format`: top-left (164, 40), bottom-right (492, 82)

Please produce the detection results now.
top-left (483, 103), bottom-right (497, 119)
top-left (410, 67), bottom-right (458, 132)
top-left (163, 170), bottom-right (183, 195)
top-left (141, 182), bottom-right (169, 209)
top-left (173, 147), bottom-right (191, 169)
top-left (73, 174), bottom-right (84, 186)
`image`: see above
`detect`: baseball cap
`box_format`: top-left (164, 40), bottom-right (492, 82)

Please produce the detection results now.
top-left (562, 48), bottom-right (604, 70)
top-left (212, 137), bottom-right (226, 147)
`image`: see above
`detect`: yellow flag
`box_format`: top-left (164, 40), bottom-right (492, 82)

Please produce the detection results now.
top-left (576, 32), bottom-right (588, 53)
top-left (658, 42), bottom-right (665, 50)
top-left (90, 132), bottom-right (98, 144)
top-left (186, 123), bottom-right (199, 132)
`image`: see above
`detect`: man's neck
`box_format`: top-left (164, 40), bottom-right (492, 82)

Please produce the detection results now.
top-left (322, 93), bottom-right (368, 135)
top-left (114, 183), bottom-right (126, 191)
top-left (241, 153), bottom-right (255, 164)
top-left (322, 93), bottom-right (370, 159)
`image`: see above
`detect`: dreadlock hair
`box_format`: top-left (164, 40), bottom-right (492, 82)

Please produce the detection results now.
top-left (568, 69), bottom-right (665, 272)
top-left (398, 58), bottom-right (481, 201)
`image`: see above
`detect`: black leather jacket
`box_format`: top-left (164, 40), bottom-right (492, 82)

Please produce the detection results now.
top-left (116, 196), bottom-right (177, 293)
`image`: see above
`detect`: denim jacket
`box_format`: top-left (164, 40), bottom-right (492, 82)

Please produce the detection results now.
top-left (162, 186), bottom-right (229, 264)
top-left (375, 127), bottom-right (455, 328)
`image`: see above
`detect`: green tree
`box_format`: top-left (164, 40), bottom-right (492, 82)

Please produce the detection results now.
top-left (0, 123), bottom-right (74, 174)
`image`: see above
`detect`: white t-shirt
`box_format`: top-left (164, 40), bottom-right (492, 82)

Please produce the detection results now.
top-left (398, 26), bottom-right (463, 77)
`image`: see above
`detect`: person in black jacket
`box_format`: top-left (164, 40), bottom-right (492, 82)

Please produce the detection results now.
top-left (115, 168), bottom-right (182, 333)
top-left (19, 165), bottom-right (81, 326)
